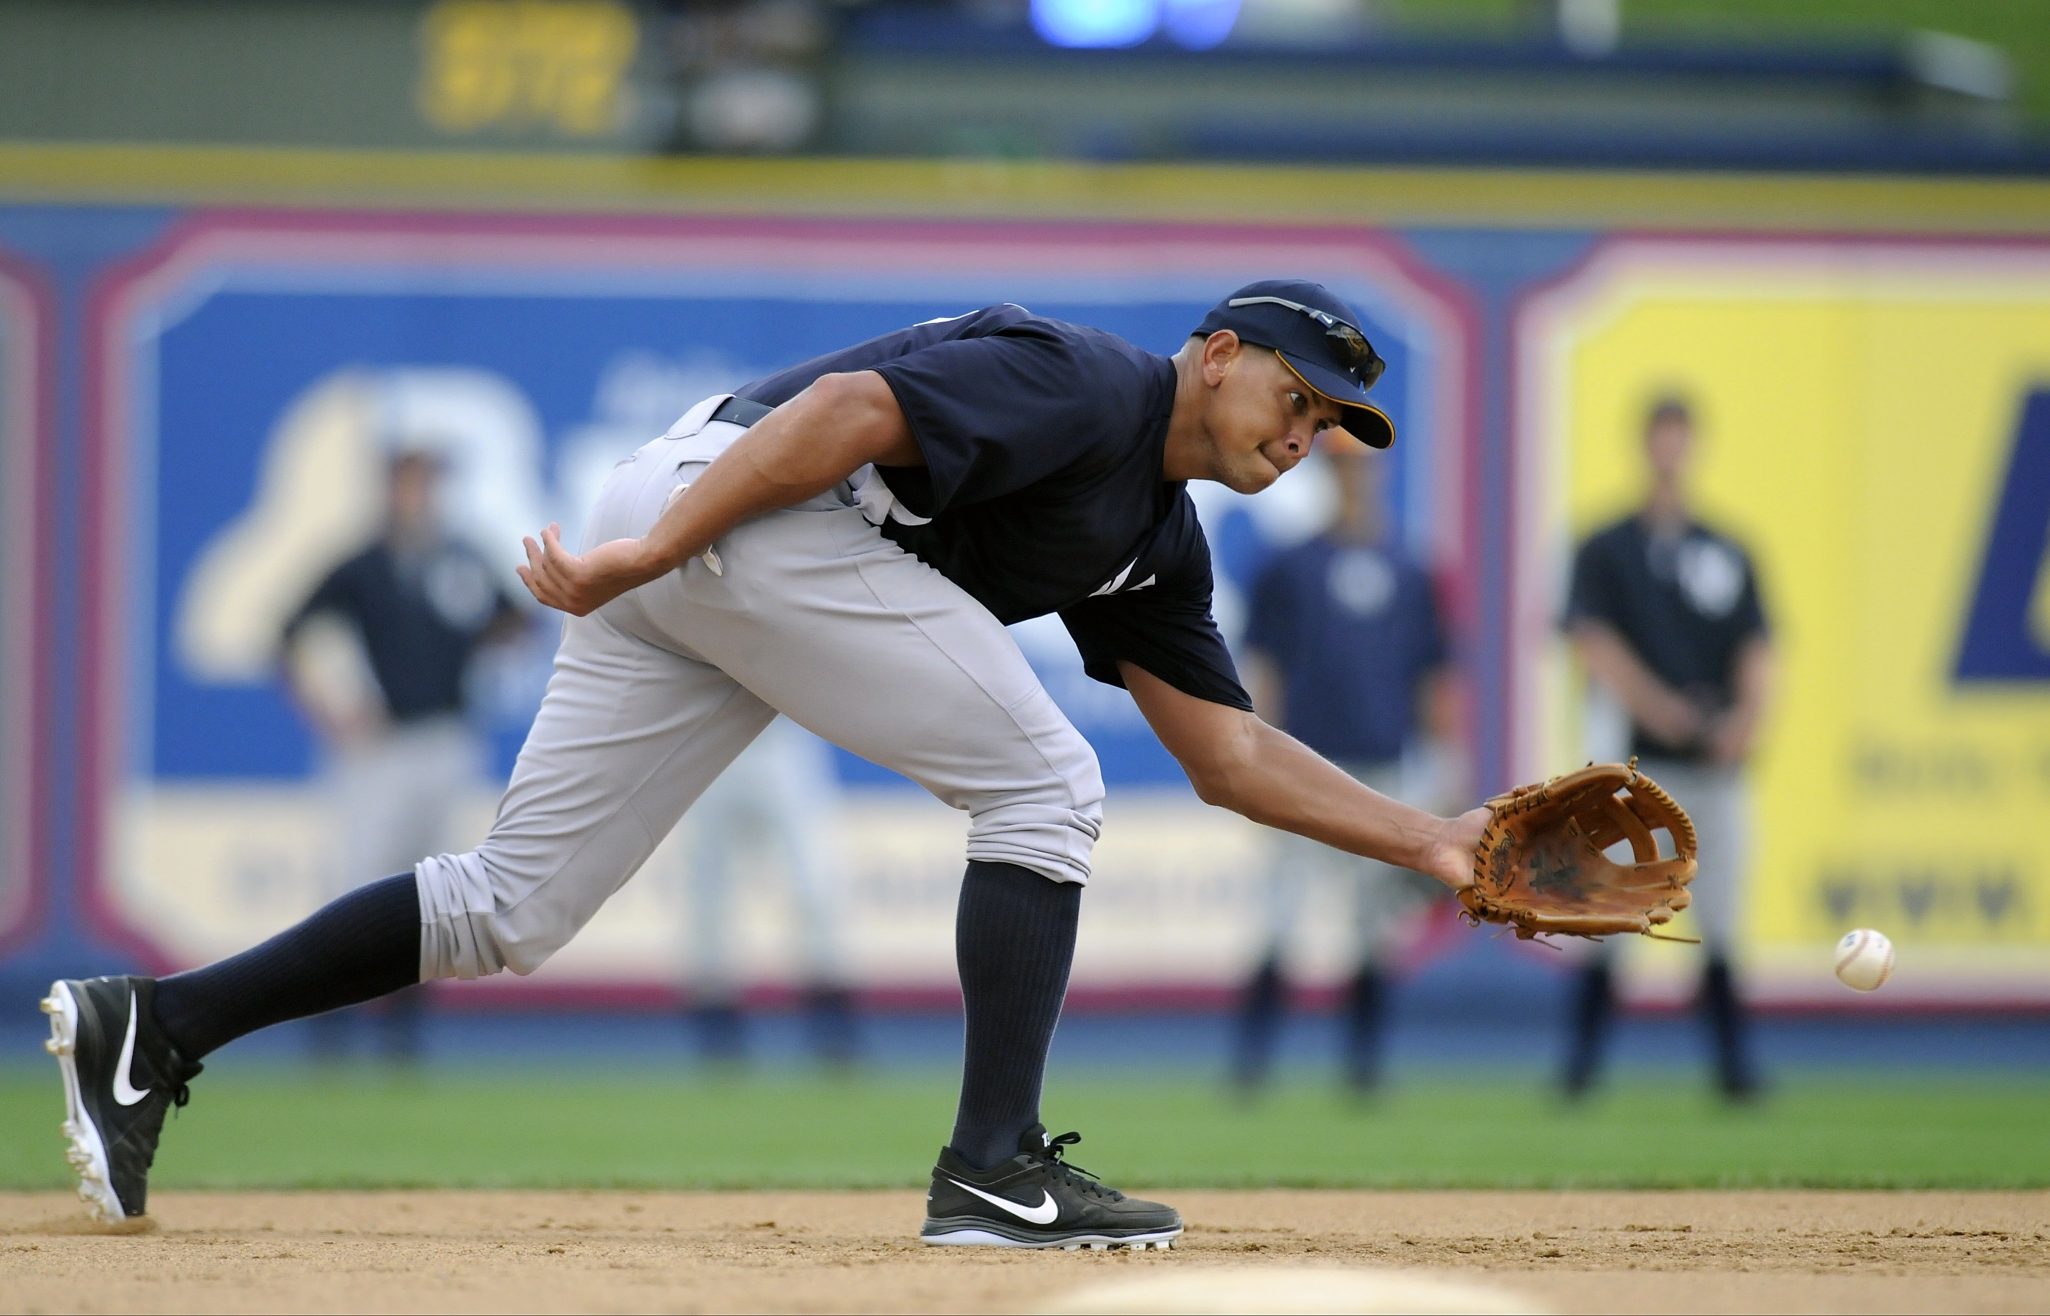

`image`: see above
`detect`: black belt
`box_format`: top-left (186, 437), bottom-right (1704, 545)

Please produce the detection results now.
top-left (710, 395), bottom-right (774, 429)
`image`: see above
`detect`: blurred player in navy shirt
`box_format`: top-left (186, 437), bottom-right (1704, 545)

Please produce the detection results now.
top-left (1232, 433), bottom-right (1459, 1094)
top-left (281, 447), bottom-right (524, 1063)
top-left (1562, 397), bottom-right (1773, 1101)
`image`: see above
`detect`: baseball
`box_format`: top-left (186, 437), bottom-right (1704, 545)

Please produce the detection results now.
top-left (1834, 928), bottom-right (1894, 992)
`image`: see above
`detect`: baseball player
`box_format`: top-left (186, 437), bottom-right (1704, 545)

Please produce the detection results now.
top-left (1560, 396), bottom-right (1773, 1100)
top-left (42, 280), bottom-right (1489, 1247)
top-left (1232, 434), bottom-right (1456, 1094)
top-left (282, 446), bottom-right (524, 1064)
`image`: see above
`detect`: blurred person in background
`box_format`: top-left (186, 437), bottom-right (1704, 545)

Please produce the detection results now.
top-left (679, 714), bottom-right (860, 1066)
top-left (1232, 432), bottom-right (1459, 1096)
top-left (1561, 396), bottom-right (1773, 1101)
top-left (281, 446), bottom-right (524, 1064)
top-left (660, 0), bottom-right (828, 154)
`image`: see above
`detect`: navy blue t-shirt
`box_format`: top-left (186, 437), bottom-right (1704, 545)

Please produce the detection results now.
top-left (285, 540), bottom-right (519, 722)
top-left (741, 305), bottom-right (1250, 710)
top-left (1565, 516), bottom-right (1768, 760)
top-left (1243, 539), bottom-right (1446, 764)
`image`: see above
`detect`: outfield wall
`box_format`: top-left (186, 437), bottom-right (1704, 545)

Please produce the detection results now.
top-left (2, 145), bottom-right (2046, 1007)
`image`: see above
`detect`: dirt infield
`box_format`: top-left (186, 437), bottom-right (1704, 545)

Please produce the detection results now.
top-left (2, 1189), bottom-right (2044, 1314)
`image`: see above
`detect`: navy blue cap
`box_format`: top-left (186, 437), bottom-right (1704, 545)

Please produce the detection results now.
top-left (1193, 279), bottom-right (1394, 449)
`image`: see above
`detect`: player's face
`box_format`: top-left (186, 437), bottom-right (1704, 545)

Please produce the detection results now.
top-left (388, 453), bottom-right (443, 540)
top-left (1206, 345), bottom-right (1347, 494)
top-left (1646, 416), bottom-right (1694, 487)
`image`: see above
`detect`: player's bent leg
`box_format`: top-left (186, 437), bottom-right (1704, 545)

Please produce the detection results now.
top-left (628, 476), bottom-right (1156, 1238)
top-left (949, 861), bottom-right (1080, 1168)
top-left (921, 861), bottom-right (1178, 1247)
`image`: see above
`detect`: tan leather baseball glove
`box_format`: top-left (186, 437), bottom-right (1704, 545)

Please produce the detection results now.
top-left (1459, 761), bottom-right (1697, 940)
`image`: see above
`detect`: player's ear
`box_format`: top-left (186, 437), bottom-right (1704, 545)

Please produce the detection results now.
top-left (1200, 329), bottom-right (1242, 385)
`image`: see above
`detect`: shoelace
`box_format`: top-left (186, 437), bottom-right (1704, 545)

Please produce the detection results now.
top-left (162, 1053), bottom-right (201, 1112)
top-left (1034, 1132), bottom-right (1124, 1203)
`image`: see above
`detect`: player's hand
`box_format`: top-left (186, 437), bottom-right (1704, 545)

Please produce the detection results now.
top-left (1421, 806), bottom-right (1491, 890)
top-left (1637, 691), bottom-right (1708, 752)
top-left (314, 703), bottom-right (387, 750)
top-left (1706, 712), bottom-right (1754, 766)
top-left (518, 525), bottom-right (661, 616)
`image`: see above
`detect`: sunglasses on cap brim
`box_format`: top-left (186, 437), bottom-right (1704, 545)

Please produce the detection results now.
top-left (1228, 295), bottom-right (1386, 390)
top-left (1274, 355), bottom-right (1393, 447)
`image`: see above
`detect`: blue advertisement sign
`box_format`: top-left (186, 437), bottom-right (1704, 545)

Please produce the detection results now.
top-left (62, 212), bottom-right (1474, 978)
top-left (111, 215), bottom-right (1466, 792)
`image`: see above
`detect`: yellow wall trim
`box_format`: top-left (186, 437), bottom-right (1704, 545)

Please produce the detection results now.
top-left (3, 140), bottom-right (2048, 233)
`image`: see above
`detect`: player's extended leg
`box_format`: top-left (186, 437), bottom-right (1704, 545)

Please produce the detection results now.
top-left (42, 875), bottom-right (418, 1221)
top-left (50, 717), bottom-right (454, 1215)
top-left (44, 601), bottom-right (775, 1220)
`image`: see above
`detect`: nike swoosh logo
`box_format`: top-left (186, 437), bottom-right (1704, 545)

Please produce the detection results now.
top-left (1090, 559), bottom-right (1138, 598)
top-left (111, 991), bottom-right (151, 1107)
top-left (946, 1178), bottom-right (1059, 1225)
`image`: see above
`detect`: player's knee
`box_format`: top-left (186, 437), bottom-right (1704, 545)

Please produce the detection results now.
top-left (414, 852), bottom-right (574, 980)
top-left (962, 785), bottom-right (1104, 887)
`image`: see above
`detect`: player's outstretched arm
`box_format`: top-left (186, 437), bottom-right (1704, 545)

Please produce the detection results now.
top-left (1120, 661), bottom-right (1487, 889)
top-left (520, 371), bottom-right (922, 615)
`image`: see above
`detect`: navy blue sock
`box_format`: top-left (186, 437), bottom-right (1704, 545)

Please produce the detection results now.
top-left (949, 860), bottom-right (1081, 1170)
top-left (151, 874), bottom-right (421, 1061)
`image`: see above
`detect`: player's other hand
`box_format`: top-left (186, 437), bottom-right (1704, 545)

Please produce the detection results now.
top-left (1422, 806), bottom-right (1491, 890)
top-left (518, 525), bottom-right (658, 616)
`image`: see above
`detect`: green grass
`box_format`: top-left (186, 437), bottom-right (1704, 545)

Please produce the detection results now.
top-left (3, 1068), bottom-right (2042, 1191)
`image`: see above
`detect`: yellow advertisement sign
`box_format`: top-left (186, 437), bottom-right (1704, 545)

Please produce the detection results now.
top-left (1516, 239), bottom-right (2050, 1003)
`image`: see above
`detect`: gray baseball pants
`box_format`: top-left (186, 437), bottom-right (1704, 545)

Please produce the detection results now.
top-left (414, 402), bottom-right (1106, 981)
top-left (1636, 757), bottom-right (1745, 952)
top-left (1580, 756), bottom-right (1746, 958)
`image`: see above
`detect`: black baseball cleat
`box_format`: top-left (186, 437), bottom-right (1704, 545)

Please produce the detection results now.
top-left (41, 977), bottom-right (201, 1221)
top-left (920, 1124), bottom-right (1181, 1250)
